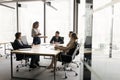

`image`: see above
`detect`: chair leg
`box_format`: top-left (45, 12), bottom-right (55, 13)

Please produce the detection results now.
top-left (16, 64), bottom-right (23, 72)
top-left (57, 63), bottom-right (78, 79)
top-left (0, 54), bottom-right (2, 57)
top-left (16, 60), bottom-right (30, 72)
top-left (64, 64), bottom-right (67, 79)
top-left (63, 63), bottom-right (78, 78)
top-left (70, 69), bottom-right (78, 76)
top-left (72, 61), bottom-right (80, 68)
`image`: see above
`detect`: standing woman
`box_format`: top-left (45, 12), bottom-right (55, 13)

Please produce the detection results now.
top-left (31, 21), bottom-right (42, 67)
top-left (31, 21), bottom-right (41, 45)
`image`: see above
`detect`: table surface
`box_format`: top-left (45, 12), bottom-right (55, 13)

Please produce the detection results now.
top-left (11, 44), bottom-right (60, 56)
top-left (0, 41), bottom-right (10, 44)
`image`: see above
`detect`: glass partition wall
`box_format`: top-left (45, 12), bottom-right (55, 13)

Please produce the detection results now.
top-left (92, 0), bottom-right (120, 80)
top-left (0, 3), bottom-right (16, 42)
top-left (46, 0), bottom-right (73, 43)
top-left (18, 0), bottom-right (74, 44)
top-left (112, 3), bottom-right (120, 58)
top-left (0, 0), bottom-right (82, 45)
top-left (93, 0), bottom-right (112, 54)
top-left (0, 3), bottom-right (16, 56)
top-left (18, 1), bottom-right (44, 43)
top-left (0, 0), bottom-right (84, 80)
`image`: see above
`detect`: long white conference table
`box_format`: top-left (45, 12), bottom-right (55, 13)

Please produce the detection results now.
top-left (10, 43), bottom-right (60, 80)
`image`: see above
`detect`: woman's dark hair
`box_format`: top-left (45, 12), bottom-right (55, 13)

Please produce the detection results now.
top-left (15, 32), bottom-right (21, 39)
top-left (71, 33), bottom-right (78, 39)
top-left (33, 21), bottom-right (39, 28)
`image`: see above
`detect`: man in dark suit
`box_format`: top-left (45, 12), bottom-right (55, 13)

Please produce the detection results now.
top-left (13, 32), bottom-right (40, 68)
top-left (50, 31), bottom-right (64, 44)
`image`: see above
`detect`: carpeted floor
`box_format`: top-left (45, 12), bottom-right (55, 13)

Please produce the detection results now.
top-left (0, 55), bottom-right (81, 80)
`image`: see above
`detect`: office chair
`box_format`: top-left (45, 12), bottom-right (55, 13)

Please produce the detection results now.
top-left (11, 42), bottom-right (30, 72)
top-left (5, 43), bottom-right (13, 59)
top-left (21, 36), bottom-right (29, 45)
top-left (61, 37), bottom-right (64, 44)
top-left (71, 52), bottom-right (80, 68)
top-left (58, 43), bottom-right (80, 79)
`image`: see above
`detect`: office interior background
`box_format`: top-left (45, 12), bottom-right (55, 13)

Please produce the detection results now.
top-left (0, 0), bottom-right (120, 80)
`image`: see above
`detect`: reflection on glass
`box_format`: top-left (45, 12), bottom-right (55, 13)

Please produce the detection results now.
top-left (112, 3), bottom-right (120, 58)
top-left (93, 0), bottom-right (111, 53)
top-left (91, 0), bottom-right (120, 80)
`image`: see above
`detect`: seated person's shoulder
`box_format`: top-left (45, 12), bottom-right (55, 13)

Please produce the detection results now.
top-left (13, 39), bottom-right (18, 44)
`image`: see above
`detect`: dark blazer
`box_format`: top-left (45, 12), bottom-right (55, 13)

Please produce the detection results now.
top-left (50, 36), bottom-right (64, 44)
top-left (13, 39), bottom-right (31, 60)
top-left (13, 39), bottom-right (31, 50)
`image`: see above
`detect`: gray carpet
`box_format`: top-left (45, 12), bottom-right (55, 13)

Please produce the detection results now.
top-left (0, 55), bottom-right (80, 80)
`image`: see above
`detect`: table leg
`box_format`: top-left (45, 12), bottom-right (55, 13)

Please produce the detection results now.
top-left (53, 56), bottom-right (56, 80)
top-left (10, 53), bottom-right (13, 79)
top-left (4, 44), bottom-right (7, 59)
top-left (0, 45), bottom-right (3, 57)
top-left (4, 44), bottom-right (6, 54)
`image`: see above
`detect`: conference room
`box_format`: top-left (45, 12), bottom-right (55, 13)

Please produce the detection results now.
top-left (0, 0), bottom-right (120, 80)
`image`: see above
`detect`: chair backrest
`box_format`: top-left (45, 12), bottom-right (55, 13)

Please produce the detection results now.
top-left (10, 42), bottom-right (26, 61)
top-left (72, 43), bottom-right (80, 60)
top-left (10, 42), bottom-right (15, 50)
top-left (61, 37), bottom-right (64, 44)
top-left (21, 36), bottom-right (28, 45)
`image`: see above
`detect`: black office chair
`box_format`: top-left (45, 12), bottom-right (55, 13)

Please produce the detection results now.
top-left (71, 48), bottom-right (80, 68)
top-left (61, 37), bottom-right (64, 44)
top-left (11, 42), bottom-right (30, 72)
top-left (58, 43), bottom-right (80, 79)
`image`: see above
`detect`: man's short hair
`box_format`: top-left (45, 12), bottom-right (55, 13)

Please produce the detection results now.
top-left (56, 31), bottom-right (60, 34)
top-left (15, 32), bottom-right (21, 39)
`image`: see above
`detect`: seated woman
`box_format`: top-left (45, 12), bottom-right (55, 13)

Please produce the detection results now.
top-left (48, 32), bottom-right (78, 69)
top-left (13, 32), bottom-right (40, 68)
top-left (50, 31), bottom-right (64, 44)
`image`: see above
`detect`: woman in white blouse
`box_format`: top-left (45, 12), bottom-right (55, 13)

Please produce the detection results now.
top-left (31, 21), bottom-right (41, 45)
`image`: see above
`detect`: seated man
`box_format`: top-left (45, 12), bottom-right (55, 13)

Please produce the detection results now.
top-left (13, 32), bottom-right (40, 68)
top-left (48, 33), bottom-right (78, 69)
top-left (50, 31), bottom-right (64, 44)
